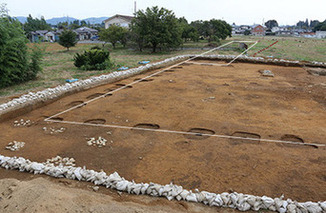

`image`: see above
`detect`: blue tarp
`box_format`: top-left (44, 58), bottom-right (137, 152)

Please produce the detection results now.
top-left (118, 66), bottom-right (129, 71)
top-left (66, 79), bottom-right (79, 83)
top-left (138, 61), bottom-right (150, 64)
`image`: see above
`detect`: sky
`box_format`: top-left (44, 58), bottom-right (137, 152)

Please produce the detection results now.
top-left (1, 0), bottom-right (325, 25)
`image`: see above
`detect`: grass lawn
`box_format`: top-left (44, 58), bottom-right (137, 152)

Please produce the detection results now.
top-left (229, 35), bottom-right (326, 62)
top-left (0, 36), bottom-right (325, 102)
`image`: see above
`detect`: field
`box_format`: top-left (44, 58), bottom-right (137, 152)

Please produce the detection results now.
top-left (1, 55), bottom-right (325, 205)
top-left (0, 36), bottom-right (325, 102)
top-left (0, 37), bottom-right (326, 212)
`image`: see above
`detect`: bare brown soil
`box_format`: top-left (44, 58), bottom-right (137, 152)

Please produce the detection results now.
top-left (0, 177), bottom-right (242, 213)
top-left (0, 61), bottom-right (325, 206)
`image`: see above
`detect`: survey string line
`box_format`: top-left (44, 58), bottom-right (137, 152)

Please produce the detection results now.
top-left (226, 41), bottom-right (259, 66)
top-left (46, 119), bottom-right (326, 148)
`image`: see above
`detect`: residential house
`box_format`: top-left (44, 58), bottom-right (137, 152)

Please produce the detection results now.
top-left (30, 27), bottom-right (98, 42)
top-left (74, 27), bottom-right (98, 40)
top-left (232, 25), bottom-right (252, 35)
top-left (104, 14), bottom-right (134, 29)
top-left (44, 31), bottom-right (56, 42)
top-left (316, 31), bottom-right (326, 39)
top-left (276, 30), bottom-right (293, 36)
top-left (251, 24), bottom-right (265, 36)
top-left (300, 32), bottom-right (316, 38)
top-left (30, 30), bottom-right (49, 42)
top-left (271, 27), bottom-right (280, 33)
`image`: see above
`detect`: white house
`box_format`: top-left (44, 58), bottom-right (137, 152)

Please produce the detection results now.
top-left (271, 27), bottom-right (280, 33)
top-left (104, 14), bottom-right (134, 29)
top-left (316, 31), bottom-right (326, 39)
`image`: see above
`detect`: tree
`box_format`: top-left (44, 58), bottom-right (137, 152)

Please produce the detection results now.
top-left (57, 21), bottom-right (68, 30)
top-left (209, 19), bottom-right (232, 41)
top-left (314, 20), bottom-right (326, 31)
top-left (99, 25), bottom-right (128, 48)
top-left (179, 17), bottom-right (199, 42)
top-left (70, 20), bottom-right (80, 29)
top-left (297, 20), bottom-right (309, 29)
top-left (0, 4), bottom-right (43, 88)
top-left (310, 20), bottom-right (320, 29)
top-left (265, 20), bottom-right (278, 29)
top-left (23, 14), bottom-right (51, 37)
top-left (59, 30), bottom-right (77, 50)
top-left (191, 19), bottom-right (232, 42)
top-left (244, 29), bottom-right (251, 36)
top-left (191, 20), bottom-right (207, 37)
top-left (131, 6), bottom-right (182, 52)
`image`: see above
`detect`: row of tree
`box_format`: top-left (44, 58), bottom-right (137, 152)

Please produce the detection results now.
top-left (20, 7), bottom-right (232, 53)
top-left (296, 19), bottom-right (321, 30)
top-left (263, 19), bottom-right (326, 32)
top-left (98, 7), bottom-right (232, 52)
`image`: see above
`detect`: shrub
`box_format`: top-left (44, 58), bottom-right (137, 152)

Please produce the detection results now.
top-left (73, 49), bottom-right (113, 70)
top-left (0, 8), bottom-right (43, 88)
top-left (90, 46), bottom-right (102, 50)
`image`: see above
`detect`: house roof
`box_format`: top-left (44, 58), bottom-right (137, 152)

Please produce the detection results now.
top-left (34, 30), bottom-right (49, 35)
top-left (252, 24), bottom-right (264, 29)
top-left (74, 27), bottom-right (98, 33)
top-left (104, 14), bottom-right (134, 23)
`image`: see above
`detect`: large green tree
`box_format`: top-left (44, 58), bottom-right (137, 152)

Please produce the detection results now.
top-left (58, 30), bottom-right (77, 51)
top-left (265, 20), bottom-right (278, 29)
top-left (0, 4), bottom-right (43, 88)
top-left (99, 25), bottom-right (128, 48)
top-left (131, 6), bottom-right (182, 52)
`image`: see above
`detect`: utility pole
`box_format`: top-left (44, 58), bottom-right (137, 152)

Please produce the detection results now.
top-left (134, 1), bottom-right (137, 14)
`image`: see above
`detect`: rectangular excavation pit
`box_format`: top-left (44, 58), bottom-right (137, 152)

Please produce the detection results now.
top-left (0, 60), bottom-right (326, 203)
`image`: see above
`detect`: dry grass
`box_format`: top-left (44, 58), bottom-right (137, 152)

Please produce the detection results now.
top-left (1, 36), bottom-right (325, 102)
top-left (228, 36), bottom-right (326, 62)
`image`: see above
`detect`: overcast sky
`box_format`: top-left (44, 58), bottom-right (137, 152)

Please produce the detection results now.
top-left (2, 0), bottom-right (325, 25)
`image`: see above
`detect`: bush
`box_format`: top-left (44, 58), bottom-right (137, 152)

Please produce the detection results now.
top-left (74, 49), bottom-right (113, 70)
top-left (0, 9), bottom-right (43, 88)
top-left (90, 46), bottom-right (102, 50)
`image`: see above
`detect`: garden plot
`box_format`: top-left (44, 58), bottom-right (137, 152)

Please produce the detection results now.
top-left (0, 60), bottom-right (325, 206)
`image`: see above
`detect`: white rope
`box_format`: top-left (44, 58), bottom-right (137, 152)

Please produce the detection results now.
top-left (46, 119), bottom-right (325, 148)
top-left (185, 62), bottom-right (228, 66)
top-left (226, 41), bottom-right (259, 66)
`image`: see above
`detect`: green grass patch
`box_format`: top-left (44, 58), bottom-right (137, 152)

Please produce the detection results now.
top-left (1, 37), bottom-right (325, 100)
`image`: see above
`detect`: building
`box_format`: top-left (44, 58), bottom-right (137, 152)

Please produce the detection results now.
top-left (316, 31), bottom-right (326, 39)
top-left (29, 27), bottom-right (98, 43)
top-left (74, 27), bottom-right (98, 40)
top-left (30, 30), bottom-right (49, 42)
top-left (44, 31), bottom-right (56, 42)
top-left (300, 32), bottom-right (316, 38)
top-left (251, 24), bottom-right (265, 36)
top-left (104, 14), bottom-right (134, 29)
top-left (232, 25), bottom-right (252, 35)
